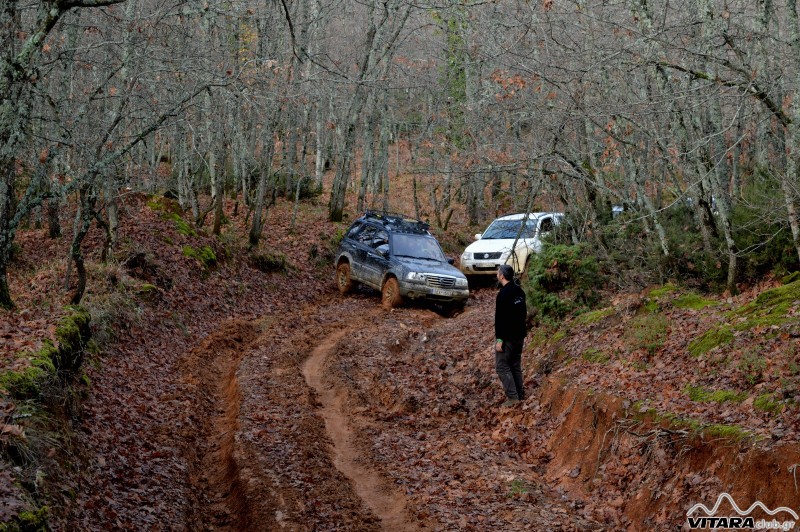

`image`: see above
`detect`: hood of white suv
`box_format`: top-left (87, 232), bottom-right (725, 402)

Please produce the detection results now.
top-left (464, 237), bottom-right (534, 254)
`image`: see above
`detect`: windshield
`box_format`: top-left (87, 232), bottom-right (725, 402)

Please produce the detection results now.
top-left (482, 219), bottom-right (537, 239)
top-left (391, 234), bottom-right (446, 261)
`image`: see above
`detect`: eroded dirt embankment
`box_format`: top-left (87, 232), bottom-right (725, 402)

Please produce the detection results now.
top-left (531, 380), bottom-right (800, 528)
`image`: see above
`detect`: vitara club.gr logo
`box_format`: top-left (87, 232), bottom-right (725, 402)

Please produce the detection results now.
top-left (686, 493), bottom-right (798, 530)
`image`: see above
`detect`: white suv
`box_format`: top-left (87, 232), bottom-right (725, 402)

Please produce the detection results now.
top-left (460, 212), bottom-right (563, 277)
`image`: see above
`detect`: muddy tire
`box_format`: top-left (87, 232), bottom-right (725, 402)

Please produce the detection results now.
top-left (336, 262), bottom-right (357, 294)
top-left (381, 277), bottom-right (403, 310)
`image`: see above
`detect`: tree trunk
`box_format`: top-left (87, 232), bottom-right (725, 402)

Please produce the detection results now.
top-left (375, 102), bottom-right (391, 211)
top-left (70, 184), bottom-right (96, 305)
top-left (692, 0), bottom-right (738, 293)
top-left (328, 0), bottom-right (411, 221)
top-left (329, 108), bottom-right (362, 222)
top-left (0, 164), bottom-right (14, 308)
top-left (785, 0), bottom-right (800, 263)
top-left (47, 197), bottom-right (61, 239)
top-left (314, 100), bottom-right (326, 191)
top-left (357, 101), bottom-right (377, 213)
top-left (249, 123), bottom-right (276, 248)
top-left (102, 170), bottom-right (118, 263)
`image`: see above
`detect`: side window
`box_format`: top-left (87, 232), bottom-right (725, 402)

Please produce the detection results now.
top-left (357, 225), bottom-right (378, 245)
top-left (346, 222), bottom-right (364, 239)
top-left (539, 218), bottom-right (554, 234)
top-left (370, 230), bottom-right (389, 249)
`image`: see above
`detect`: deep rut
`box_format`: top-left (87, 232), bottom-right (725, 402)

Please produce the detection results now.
top-left (180, 319), bottom-right (261, 531)
top-left (303, 329), bottom-right (420, 531)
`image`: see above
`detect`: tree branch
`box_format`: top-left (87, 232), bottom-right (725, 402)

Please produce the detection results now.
top-left (657, 60), bottom-right (791, 127)
top-left (59, 0), bottom-right (126, 8)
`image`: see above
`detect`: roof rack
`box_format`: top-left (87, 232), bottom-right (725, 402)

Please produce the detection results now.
top-left (363, 210), bottom-right (430, 233)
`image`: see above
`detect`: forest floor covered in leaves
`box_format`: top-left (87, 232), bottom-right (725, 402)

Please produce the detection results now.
top-left (2, 191), bottom-right (800, 530)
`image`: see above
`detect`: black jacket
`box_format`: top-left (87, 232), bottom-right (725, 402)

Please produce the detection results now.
top-left (495, 281), bottom-right (527, 342)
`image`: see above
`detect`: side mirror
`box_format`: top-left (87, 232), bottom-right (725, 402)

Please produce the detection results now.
top-left (447, 258), bottom-right (455, 265)
top-left (474, 233), bottom-right (482, 240)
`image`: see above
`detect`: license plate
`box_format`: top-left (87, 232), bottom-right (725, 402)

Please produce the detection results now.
top-left (430, 288), bottom-right (452, 296)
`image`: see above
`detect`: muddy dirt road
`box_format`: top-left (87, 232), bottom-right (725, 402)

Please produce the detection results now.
top-left (170, 290), bottom-right (599, 531)
top-left (303, 328), bottom-right (420, 531)
top-left (64, 280), bottom-right (799, 531)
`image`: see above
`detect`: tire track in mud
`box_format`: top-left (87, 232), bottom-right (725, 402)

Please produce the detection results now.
top-left (180, 319), bottom-right (261, 531)
top-left (303, 328), bottom-right (421, 532)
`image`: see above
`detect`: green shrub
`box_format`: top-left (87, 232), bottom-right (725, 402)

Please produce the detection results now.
top-left (0, 354), bottom-right (55, 399)
top-left (524, 244), bottom-right (602, 323)
top-left (643, 299), bottom-right (660, 313)
top-left (730, 187), bottom-right (800, 281)
top-left (1, 307), bottom-right (91, 400)
top-left (782, 271), bottom-right (800, 285)
top-left (562, 202), bottom-right (728, 291)
top-left (730, 278), bottom-right (800, 330)
top-left (575, 307), bottom-right (615, 325)
top-left (649, 284), bottom-right (677, 298)
top-left (311, 226), bottom-right (347, 268)
top-left (624, 313), bottom-right (669, 356)
top-left (703, 424), bottom-right (750, 440)
top-left (582, 348), bottom-right (610, 364)
top-left (164, 213), bottom-right (197, 237)
top-left (506, 478), bottom-right (531, 498)
top-left (146, 195), bottom-right (183, 215)
top-left (0, 505), bottom-right (49, 532)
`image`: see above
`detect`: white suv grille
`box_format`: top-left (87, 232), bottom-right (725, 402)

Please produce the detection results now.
top-left (475, 252), bottom-right (502, 259)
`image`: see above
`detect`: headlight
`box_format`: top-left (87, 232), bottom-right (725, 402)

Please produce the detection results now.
top-left (456, 278), bottom-right (468, 288)
top-left (406, 272), bottom-right (425, 281)
top-left (461, 253), bottom-right (471, 261)
top-left (500, 251), bottom-right (510, 259)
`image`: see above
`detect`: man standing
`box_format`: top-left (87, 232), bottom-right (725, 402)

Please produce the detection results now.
top-left (494, 264), bottom-right (527, 407)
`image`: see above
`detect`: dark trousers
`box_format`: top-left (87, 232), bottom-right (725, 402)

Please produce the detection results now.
top-left (495, 340), bottom-right (524, 400)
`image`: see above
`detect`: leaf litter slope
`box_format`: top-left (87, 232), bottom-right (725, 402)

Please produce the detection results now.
top-left (34, 194), bottom-right (373, 530)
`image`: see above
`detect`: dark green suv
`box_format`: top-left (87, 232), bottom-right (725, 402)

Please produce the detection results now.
top-left (335, 211), bottom-right (469, 310)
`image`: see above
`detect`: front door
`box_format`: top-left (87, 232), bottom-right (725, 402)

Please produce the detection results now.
top-left (361, 229), bottom-right (389, 287)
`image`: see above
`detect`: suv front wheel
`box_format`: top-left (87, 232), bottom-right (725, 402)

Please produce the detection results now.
top-left (336, 262), bottom-right (357, 294)
top-left (381, 277), bottom-right (403, 309)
